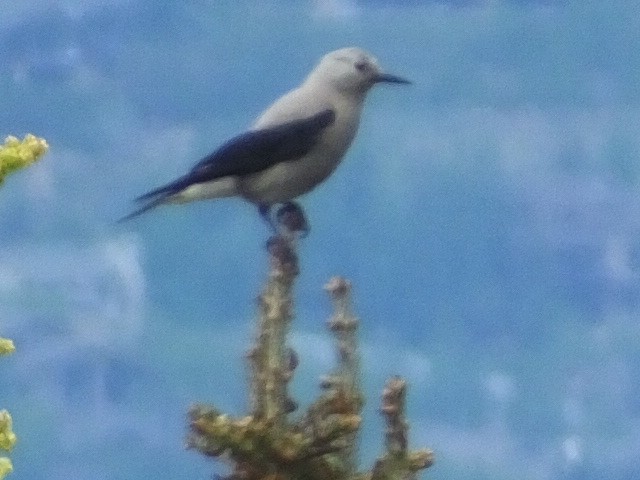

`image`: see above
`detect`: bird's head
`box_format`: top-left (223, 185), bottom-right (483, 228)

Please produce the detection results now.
top-left (309, 47), bottom-right (410, 96)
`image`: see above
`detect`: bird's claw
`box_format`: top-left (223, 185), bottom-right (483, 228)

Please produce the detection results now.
top-left (258, 204), bottom-right (278, 234)
top-left (259, 202), bottom-right (310, 240)
top-left (276, 201), bottom-right (310, 238)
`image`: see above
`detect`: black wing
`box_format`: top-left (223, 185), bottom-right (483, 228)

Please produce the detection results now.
top-left (136, 108), bottom-right (336, 202)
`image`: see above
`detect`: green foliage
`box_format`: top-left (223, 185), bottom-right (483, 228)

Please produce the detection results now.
top-left (0, 458), bottom-right (12, 480)
top-left (188, 233), bottom-right (432, 480)
top-left (0, 135), bottom-right (46, 479)
top-left (0, 397), bottom-right (16, 479)
top-left (0, 340), bottom-right (14, 357)
top-left (0, 134), bottom-right (48, 185)
top-left (187, 235), bottom-right (433, 480)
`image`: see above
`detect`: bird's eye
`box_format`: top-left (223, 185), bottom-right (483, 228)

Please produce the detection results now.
top-left (355, 61), bottom-right (368, 72)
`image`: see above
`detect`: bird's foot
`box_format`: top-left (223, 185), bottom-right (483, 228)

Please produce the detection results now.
top-left (259, 204), bottom-right (278, 234)
top-left (259, 201), bottom-right (309, 241)
top-left (276, 201), bottom-right (309, 238)
top-left (261, 202), bottom-right (308, 265)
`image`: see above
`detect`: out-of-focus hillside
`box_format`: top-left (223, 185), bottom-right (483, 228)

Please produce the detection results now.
top-left (1, 1), bottom-right (639, 479)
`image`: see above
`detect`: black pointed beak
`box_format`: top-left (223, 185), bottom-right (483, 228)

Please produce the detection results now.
top-left (374, 73), bottom-right (411, 85)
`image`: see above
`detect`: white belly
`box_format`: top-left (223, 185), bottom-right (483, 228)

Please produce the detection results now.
top-left (239, 150), bottom-right (340, 204)
top-left (169, 176), bottom-right (238, 203)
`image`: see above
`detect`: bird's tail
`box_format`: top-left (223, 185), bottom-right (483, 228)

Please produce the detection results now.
top-left (134, 182), bottom-right (180, 202)
top-left (118, 177), bottom-right (188, 223)
top-left (117, 195), bottom-right (169, 223)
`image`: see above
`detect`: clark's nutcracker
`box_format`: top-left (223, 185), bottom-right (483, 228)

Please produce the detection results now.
top-left (121, 47), bottom-right (409, 226)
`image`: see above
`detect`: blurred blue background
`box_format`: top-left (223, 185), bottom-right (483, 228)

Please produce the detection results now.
top-left (2, 1), bottom-right (640, 479)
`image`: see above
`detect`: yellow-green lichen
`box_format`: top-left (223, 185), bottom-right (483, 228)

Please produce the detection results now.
top-left (0, 134), bottom-right (49, 185)
top-left (0, 339), bottom-right (15, 357)
top-left (0, 411), bottom-right (16, 452)
top-left (0, 457), bottom-right (13, 480)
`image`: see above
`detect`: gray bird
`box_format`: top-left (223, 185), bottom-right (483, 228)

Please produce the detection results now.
top-left (121, 47), bottom-right (410, 227)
